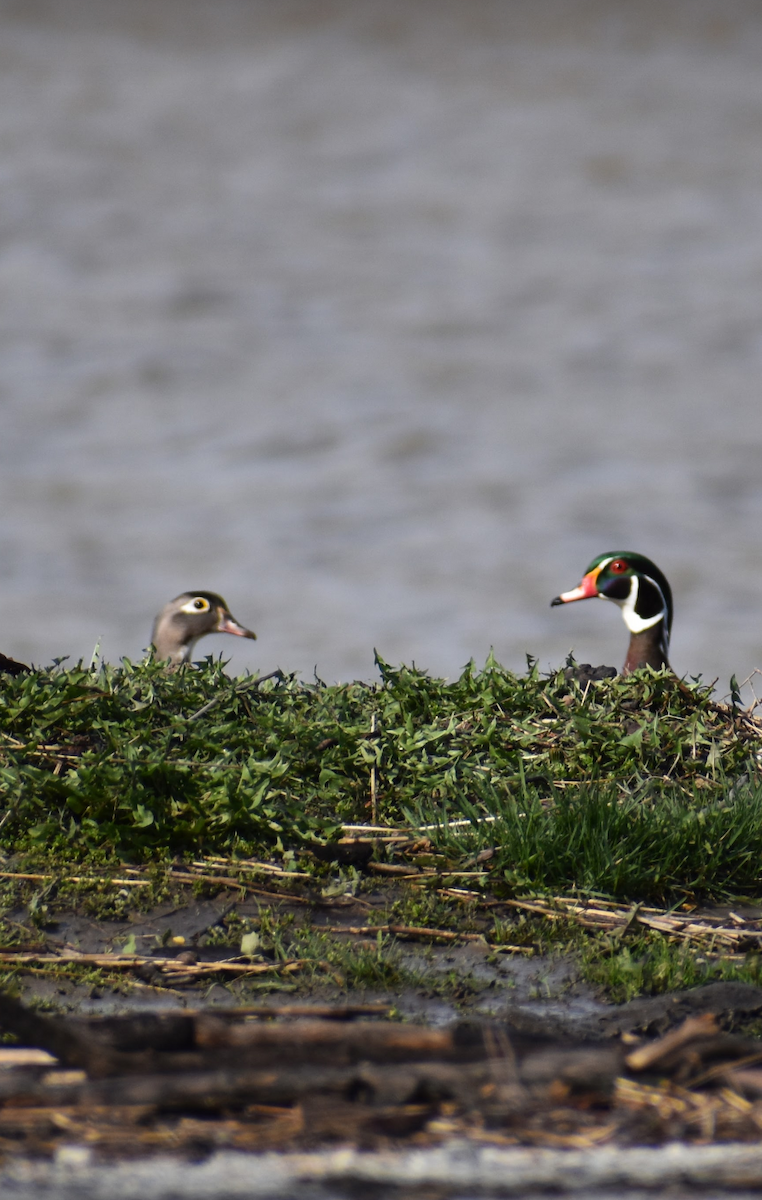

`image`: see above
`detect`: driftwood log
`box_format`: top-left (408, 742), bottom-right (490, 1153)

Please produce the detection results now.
top-left (1, 988), bottom-right (762, 1157)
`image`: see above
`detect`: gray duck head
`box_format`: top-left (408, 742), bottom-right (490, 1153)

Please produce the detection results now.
top-left (151, 591), bottom-right (256, 665)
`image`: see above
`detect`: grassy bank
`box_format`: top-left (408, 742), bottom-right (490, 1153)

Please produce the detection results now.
top-left (0, 653), bottom-right (759, 896)
top-left (0, 653), bottom-right (761, 1004)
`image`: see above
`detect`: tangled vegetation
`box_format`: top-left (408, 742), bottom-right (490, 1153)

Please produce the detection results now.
top-left (0, 652), bottom-right (758, 903)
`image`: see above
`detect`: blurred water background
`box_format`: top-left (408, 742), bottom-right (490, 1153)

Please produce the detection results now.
top-left (2, 0), bottom-right (762, 690)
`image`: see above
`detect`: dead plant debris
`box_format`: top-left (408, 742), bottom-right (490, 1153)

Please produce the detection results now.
top-left (1, 991), bottom-right (762, 1160)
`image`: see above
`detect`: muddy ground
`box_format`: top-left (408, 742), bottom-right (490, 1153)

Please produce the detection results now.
top-left (5, 886), bottom-right (762, 1197)
top-left (7, 885), bottom-right (762, 1042)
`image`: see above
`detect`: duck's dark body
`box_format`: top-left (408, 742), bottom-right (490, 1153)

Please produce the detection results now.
top-left (0, 654), bottom-right (29, 676)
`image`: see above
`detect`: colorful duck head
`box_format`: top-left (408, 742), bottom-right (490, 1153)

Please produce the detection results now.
top-left (551, 552), bottom-right (672, 674)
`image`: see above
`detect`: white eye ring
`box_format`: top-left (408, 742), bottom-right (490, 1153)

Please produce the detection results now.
top-left (180, 597), bottom-right (210, 614)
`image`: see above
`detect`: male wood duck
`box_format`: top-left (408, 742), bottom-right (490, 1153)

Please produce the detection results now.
top-left (551, 552), bottom-right (672, 674)
top-left (151, 592), bottom-right (256, 665)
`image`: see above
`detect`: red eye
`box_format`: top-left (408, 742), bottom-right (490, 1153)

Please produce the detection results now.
top-left (609, 559), bottom-right (627, 574)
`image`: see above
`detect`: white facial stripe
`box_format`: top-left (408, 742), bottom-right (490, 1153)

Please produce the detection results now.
top-left (607, 574), bottom-right (668, 639)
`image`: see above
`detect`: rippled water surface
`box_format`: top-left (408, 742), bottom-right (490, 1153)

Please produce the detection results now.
top-left (2, 0), bottom-right (762, 688)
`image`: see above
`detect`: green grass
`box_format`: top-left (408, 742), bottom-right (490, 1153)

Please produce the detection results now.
top-left (580, 933), bottom-right (762, 1004)
top-left (419, 780), bottom-right (762, 902)
top-left (0, 652), bottom-right (759, 904)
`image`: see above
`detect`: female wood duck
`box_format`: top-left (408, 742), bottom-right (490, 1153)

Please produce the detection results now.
top-left (152, 592), bottom-right (256, 665)
top-left (551, 552), bottom-right (672, 674)
top-left (0, 654), bottom-right (28, 676)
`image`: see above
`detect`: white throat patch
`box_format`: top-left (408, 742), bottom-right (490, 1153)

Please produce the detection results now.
top-left (606, 575), bottom-right (669, 642)
top-left (178, 637), bottom-right (198, 663)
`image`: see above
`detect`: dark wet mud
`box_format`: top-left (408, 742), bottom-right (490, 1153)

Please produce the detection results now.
top-left (5, 891), bottom-right (762, 1198)
top-left (3, 888), bottom-right (593, 1023)
top-left (8, 891), bottom-right (762, 1045)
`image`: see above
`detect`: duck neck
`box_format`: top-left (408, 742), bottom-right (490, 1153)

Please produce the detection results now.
top-left (151, 620), bottom-right (194, 665)
top-left (623, 620), bottom-right (670, 674)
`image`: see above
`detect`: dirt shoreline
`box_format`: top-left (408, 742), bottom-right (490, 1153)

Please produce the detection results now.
top-left (1, 882), bottom-right (762, 1199)
top-left (6, 877), bottom-right (762, 1035)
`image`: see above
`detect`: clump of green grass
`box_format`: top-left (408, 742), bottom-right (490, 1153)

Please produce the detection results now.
top-left (200, 906), bottom-right (409, 993)
top-left (0, 652), bottom-right (758, 905)
top-left (419, 778), bottom-right (762, 902)
top-left (581, 933), bottom-right (762, 1004)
